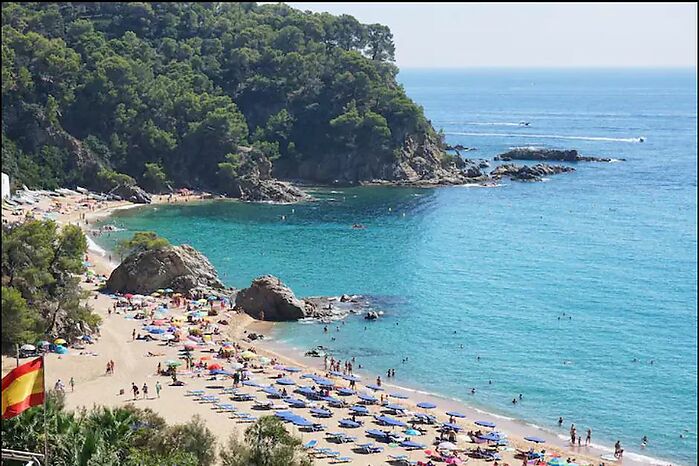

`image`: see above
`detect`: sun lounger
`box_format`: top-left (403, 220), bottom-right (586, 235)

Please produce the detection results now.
top-left (221, 387), bottom-right (237, 394)
top-left (308, 423), bottom-right (326, 432)
top-left (310, 447), bottom-right (331, 458)
top-left (330, 457), bottom-right (352, 464)
top-left (186, 390), bottom-right (205, 397)
top-left (199, 395), bottom-right (219, 403)
top-left (232, 393), bottom-right (255, 402)
top-left (235, 413), bottom-right (258, 423)
top-left (356, 443), bottom-right (383, 454)
top-left (303, 439), bottom-right (318, 450)
top-left (339, 418), bottom-right (362, 428)
top-left (253, 400), bottom-right (273, 409)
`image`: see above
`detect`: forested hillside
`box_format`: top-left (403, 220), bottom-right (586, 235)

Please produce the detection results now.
top-left (2, 2), bottom-right (463, 196)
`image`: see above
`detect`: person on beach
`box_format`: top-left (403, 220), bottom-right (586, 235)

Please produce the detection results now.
top-left (132, 383), bottom-right (138, 400)
top-left (614, 440), bottom-right (623, 458)
top-left (142, 383), bottom-right (148, 399)
top-left (69, 377), bottom-right (75, 392)
top-left (132, 329), bottom-right (136, 341)
top-left (558, 417), bottom-right (563, 427)
top-left (55, 379), bottom-right (65, 392)
top-left (512, 398), bottom-right (517, 405)
top-left (570, 424), bottom-right (576, 444)
top-left (586, 428), bottom-right (591, 445)
top-left (641, 435), bottom-right (648, 448)
top-left (155, 381), bottom-right (162, 398)
top-left (376, 376), bottom-right (382, 387)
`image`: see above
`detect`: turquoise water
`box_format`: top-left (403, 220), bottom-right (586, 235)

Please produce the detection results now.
top-left (97, 69), bottom-right (697, 464)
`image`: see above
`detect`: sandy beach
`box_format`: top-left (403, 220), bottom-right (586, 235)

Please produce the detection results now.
top-left (1, 190), bottom-right (646, 466)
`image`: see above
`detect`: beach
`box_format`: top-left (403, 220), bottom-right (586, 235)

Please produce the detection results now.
top-left (1, 190), bottom-right (657, 466)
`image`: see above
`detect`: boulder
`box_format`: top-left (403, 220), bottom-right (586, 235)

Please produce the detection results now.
top-left (108, 184), bottom-right (152, 204)
top-left (235, 275), bottom-right (317, 321)
top-left (106, 244), bottom-right (224, 294)
top-left (494, 148), bottom-right (619, 163)
top-left (490, 163), bottom-right (575, 182)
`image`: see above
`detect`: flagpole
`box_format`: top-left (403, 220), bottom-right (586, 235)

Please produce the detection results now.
top-left (42, 354), bottom-right (48, 465)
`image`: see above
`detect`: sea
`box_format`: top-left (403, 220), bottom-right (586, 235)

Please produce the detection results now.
top-left (95, 69), bottom-right (697, 465)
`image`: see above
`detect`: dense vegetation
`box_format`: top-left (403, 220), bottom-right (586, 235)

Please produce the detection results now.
top-left (1, 219), bottom-right (100, 352)
top-left (2, 2), bottom-right (445, 191)
top-left (116, 230), bottom-right (170, 257)
top-left (1, 392), bottom-right (311, 466)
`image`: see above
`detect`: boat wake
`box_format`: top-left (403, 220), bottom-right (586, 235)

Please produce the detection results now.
top-left (446, 131), bottom-right (644, 143)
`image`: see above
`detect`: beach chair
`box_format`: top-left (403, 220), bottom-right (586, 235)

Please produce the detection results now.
top-left (308, 423), bottom-right (326, 432)
top-left (330, 457), bottom-right (352, 464)
top-left (236, 413), bottom-right (257, 423)
top-left (388, 454), bottom-right (409, 464)
top-left (221, 387), bottom-right (237, 394)
top-left (232, 393), bottom-right (255, 402)
top-left (186, 389), bottom-right (205, 397)
top-left (199, 395), bottom-right (219, 403)
top-left (302, 439), bottom-right (318, 450)
top-left (357, 443), bottom-right (383, 454)
top-left (310, 448), bottom-right (332, 458)
top-left (253, 400), bottom-right (273, 409)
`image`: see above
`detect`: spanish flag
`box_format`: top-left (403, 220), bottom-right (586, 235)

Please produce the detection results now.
top-left (1, 357), bottom-right (45, 419)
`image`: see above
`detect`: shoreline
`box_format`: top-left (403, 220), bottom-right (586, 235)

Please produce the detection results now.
top-left (2, 190), bottom-right (680, 466)
top-left (83, 194), bottom-right (679, 466)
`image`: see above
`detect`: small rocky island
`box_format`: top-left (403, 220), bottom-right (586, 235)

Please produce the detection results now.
top-left (494, 147), bottom-right (622, 163)
top-left (490, 163), bottom-right (576, 182)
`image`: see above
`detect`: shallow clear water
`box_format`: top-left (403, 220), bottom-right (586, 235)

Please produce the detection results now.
top-left (97, 69), bottom-right (697, 464)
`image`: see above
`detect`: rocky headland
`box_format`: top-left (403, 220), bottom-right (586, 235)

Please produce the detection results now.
top-left (490, 163), bottom-right (576, 182)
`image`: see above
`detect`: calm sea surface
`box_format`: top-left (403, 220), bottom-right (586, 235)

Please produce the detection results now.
top-left (97, 69), bottom-right (697, 464)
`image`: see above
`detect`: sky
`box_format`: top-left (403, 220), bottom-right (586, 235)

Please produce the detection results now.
top-left (282, 3), bottom-right (698, 69)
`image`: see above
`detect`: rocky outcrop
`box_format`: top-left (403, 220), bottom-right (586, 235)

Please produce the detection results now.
top-left (490, 163), bottom-right (575, 182)
top-left (106, 244), bottom-right (224, 294)
top-left (235, 275), bottom-right (318, 321)
top-left (223, 147), bottom-right (310, 203)
top-left (108, 184), bottom-right (152, 204)
top-left (495, 148), bottom-right (620, 163)
top-left (274, 133), bottom-right (470, 186)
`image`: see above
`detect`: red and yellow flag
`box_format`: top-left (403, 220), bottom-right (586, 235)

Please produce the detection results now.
top-left (1, 357), bottom-right (45, 419)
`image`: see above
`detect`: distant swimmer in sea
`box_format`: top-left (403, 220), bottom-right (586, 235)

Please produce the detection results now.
top-left (639, 137), bottom-right (645, 143)
top-left (519, 121), bottom-right (530, 127)
top-left (352, 224), bottom-right (366, 229)
top-left (641, 435), bottom-right (648, 448)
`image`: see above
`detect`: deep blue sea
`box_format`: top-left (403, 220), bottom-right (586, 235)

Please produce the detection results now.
top-left (97, 69), bottom-right (697, 464)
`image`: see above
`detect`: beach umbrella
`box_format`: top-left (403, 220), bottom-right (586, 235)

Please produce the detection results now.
top-left (339, 419), bottom-right (361, 428)
top-left (20, 344), bottom-right (36, 351)
top-left (242, 380), bottom-right (262, 387)
top-left (210, 369), bottom-right (233, 376)
top-left (54, 345), bottom-right (68, 354)
top-left (377, 416), bottom-right (408, 428)
top-left (342, 374), bottom-right (360, 382)
top-left (36, 340), bottom-right (50, 347)
top-left (276, 377), bottom-right (295, 386)
top-left (350, 405), bottom-right (369, 414)
top-left (438, 441), bottom-right (457, 450)
top-left (151, 292), bottom-right (161, 297)
top-left (230, 362), bottom-right (244, 370)
top-left (337, 388), bottom-right (356, 396)
top-left (385, 403), bottom-right (406, 412)
top-left (547, 459), bottom-right (567, 466)
top-left (401, 440), bottom-right (425, 449)
top-left (241, 351), bottom-right (257, 360)
top-left (525, 436), bottom-right (546, 444)
top-left (417, 402), bottom-right (436, 409)
top-left (329, 371), bottom-right (344, 377)
top-left (389, 392), bottom-right (409, 399)
top-left (54, 338), bottom-right (67, 345)
top-left (357, 393), bottom-right (377, 403)
top-left (208, 363), bottom-right (223, 370)
top-left (474, 420), bottom-right (495, 428)
top-left (283, 366), bottom-right (302, 373)
top-left (164, 360), bottom-right (182, 367)
top-left (148, 328), bottom-right (165, 334)
top-left (173, 293), bottom-right (182, 297)
top-left (164, 288), bottom-right (174, 293)
top-left (404, 428), bottom-right (422, 436)
top-left (366, 384), bottom-right (384, 391)
top-left (446, 411), bottom-right (466, 418)
top-left (207, 295), bottom-right (218, 301)
top-left (124, 293), bottom-right (134, 299)
top-left (292, 417), bottom-right (314, 427)
top-left (160, 334), bottom-right (175, 341)
top-left (445, 458), bottom-right (462, 465)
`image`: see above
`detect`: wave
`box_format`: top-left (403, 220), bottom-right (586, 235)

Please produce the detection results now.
top-left (446, 131), bottom-right (644, 143)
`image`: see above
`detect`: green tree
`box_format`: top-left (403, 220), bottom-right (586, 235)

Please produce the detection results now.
top-left (142, 162), bottom-right (171, 193)
top-left (116, 231), bottom-right (169, 257)
top-left (220, 416), bottom-right (312, 466)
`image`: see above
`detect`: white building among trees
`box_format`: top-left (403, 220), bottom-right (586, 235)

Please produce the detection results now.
top-left (2, 172), bottom-right (10, 199)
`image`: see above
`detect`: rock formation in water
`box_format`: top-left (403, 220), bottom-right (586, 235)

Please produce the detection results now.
top-left (490, 163), bottom-right (575, 182)
top-left (106, 244), bottom-right (224, 294)
top-left (494, 148), bottom-right (620, 163)
top-left (235, 275), bottom-right (318, 321)
top-left (108, 183), bottom-right (152, 204)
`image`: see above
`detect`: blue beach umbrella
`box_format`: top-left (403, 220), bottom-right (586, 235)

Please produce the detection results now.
top-left (336, 388), bottom-right (356, 396)
top-left (478, 432), bottom-right (502, 442)
top-left (242, 380), bottom-right (262, 387)
top-left (442, 422), bottom-right (461, 431)
top-left (416, 402), bottom-right (436, 409)
top-left (475, 420), bottom-right (496, 428)
top-left (376, 415), bottom-right (407, 427)
top-left (446, 411), bottom-right (466, 418)
top-left (262, 386), bottom-right (282, 397)
top-left (329, 371), bottom-right (344, 377)
top-left (274, 410), bottom-right (295, 419)
top-left (350, 405), bottom-right (369, 414)
top-left (339, 419), bottom-right (361, 428)
top-left (404, 428), bottom-right (421, 436)
top-left (389, 392), bottom-right (409, 399)
top-left (365, 384), bottom-right (384, 391)
top-left (525, 436), bottom-right (546, 444)
top-left (357, 393), bottom-right (378, 403)
top-left (401, 440), bottom-right (425, 449)
top-left (283, 366), bottom-right (302, 373)
top-left (276, 377), bottom-right (296, 386)
top-left (292, 417), bottom-right (314, 427)
top-left (385, 403), bottom-right (406, 412)
top-left (342, 374), bottom-right (361, 382)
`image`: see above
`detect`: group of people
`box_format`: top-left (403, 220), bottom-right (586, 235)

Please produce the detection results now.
top-left (130, 381), bottom-right (162, 400)
top-left (54, 377), bottom-right (75, 393)
top-left (568, 424), bottom-right (593, 447)
top-left (105, 359), bottom-right (116, 375)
